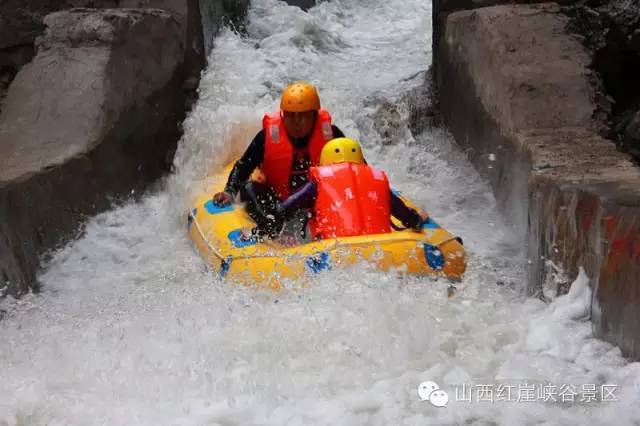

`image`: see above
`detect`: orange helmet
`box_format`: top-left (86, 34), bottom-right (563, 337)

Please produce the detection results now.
top-left (280, 82), bottom-right (321, 112)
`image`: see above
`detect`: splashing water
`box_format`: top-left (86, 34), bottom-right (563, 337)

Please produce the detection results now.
top-left (1, 0), bottom-right (639, 424)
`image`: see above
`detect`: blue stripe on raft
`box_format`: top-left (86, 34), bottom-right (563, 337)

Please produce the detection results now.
top-left (422, 217), bottom-right (440, 229)
top-left (306, 252), bottom-right (331, 273)
top-left (423, 244), bottom-right (445, 270)
top-left (204, 200), bottom-right (234, 215)
top-left (228, 229), bottom-right (258, 248)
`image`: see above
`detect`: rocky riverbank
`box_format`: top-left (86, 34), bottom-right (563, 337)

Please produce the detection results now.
top-left (429, 0), bottom-right (640, 359)
top-left (0, 0), bottom-right (252, 298)
top-left (0, 0), bottom-right (320, 299)
top-left (564, 0), bottom-right (640, 161)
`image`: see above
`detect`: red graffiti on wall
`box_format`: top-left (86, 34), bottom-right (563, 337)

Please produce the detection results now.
top-left (576, 197), bottom-right (598, 232)
top-left (602, 215), bottom-right (640, 275)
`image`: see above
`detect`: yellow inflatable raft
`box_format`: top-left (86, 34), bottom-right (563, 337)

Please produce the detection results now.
top-left (187, 165), bottom-right (466, 289)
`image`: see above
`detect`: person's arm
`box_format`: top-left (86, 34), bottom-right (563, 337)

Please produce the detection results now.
top-left (276, 181), bottom-right (317, 219)
top-left (223, 130), bottom-right (266, 197)
top-left (390, 192), bottom-right (425, 230)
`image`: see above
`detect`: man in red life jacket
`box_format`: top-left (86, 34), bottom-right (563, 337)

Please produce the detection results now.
top-left (276, 138), bottom-right (427, 240)
top-left (212, 82), bottom-right (345, 239)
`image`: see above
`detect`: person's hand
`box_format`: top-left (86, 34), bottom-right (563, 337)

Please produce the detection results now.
top-left (420, 212), bottom-right (430, 225)
top-left (213, 191), bottom-right (233, 206)
top-left (414, 212), bottom-right (430, 231)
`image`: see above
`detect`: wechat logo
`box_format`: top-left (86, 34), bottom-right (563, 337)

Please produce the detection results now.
top-left (418, 381), bottom-right (449, 407)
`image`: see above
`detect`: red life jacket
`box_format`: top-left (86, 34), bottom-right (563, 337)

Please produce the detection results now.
top-left (309, 163), bottom-right (391, 239)
top-left (261, 109), bottom-right (333, 200)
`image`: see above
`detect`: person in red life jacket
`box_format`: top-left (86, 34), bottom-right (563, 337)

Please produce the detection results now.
top-left (276, 137), bottom-right (427, 240)
top-left (212, 82), bottom-right (345, 239)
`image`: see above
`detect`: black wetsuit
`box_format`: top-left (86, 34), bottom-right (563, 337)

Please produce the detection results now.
top-left (224, 125), bottom-right (345, 237)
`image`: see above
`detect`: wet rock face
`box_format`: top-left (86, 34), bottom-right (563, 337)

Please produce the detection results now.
top-left (0, 1), bottom-right (250, 298)
top-left (626, 112), bottom-right (640, 147)
top-left (565, 0), bottom-right (640, 160)
top-left (433, 2), bottom-right (640, 359)
top-left (0, 1), bottom-right (117, 112)
top-left (200, 0), bottom-right (250, 54)
top-left (432, 0), bottom-right (550, 83)
top-left (0, 9), bottom-right (184, 297)
top-left (0, 0), bottom-right (237, 105)
top-left (283, 0), bottom-right (317, 11)
top-left (0, 1), bottom-right (119, 66)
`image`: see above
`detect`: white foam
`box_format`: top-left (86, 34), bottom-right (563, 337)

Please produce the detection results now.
top-left (1, 0), bottom-right (638, 424)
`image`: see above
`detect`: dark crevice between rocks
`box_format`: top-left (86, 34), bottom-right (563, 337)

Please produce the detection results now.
top-left (564, 0), bottom-right (640, 162)
top-left (0, 44), bottom-right (35, 115)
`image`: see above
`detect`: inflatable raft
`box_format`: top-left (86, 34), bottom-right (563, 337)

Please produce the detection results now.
top-left (187, 165), bottom-right (466, 289)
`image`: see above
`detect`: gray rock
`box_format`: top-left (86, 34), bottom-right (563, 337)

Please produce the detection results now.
top-left (119, 0), bottom-right (205, 76)
top-left (627, 111), bottom-right (640, 140)
top-left (0, 1), bottom-right (208, 101)
top-left (0, 8), bottom-right (184, 297)
top-left (431, 0), bottom-right (549, 83)
top-left (283, 0), bottom-right (317, 11)
top-left (0, 1), bottom-right (119, 51)
top-left (200, 0), bottom-right (250, 55)
top-left (625, 110), bottom-right (640, 156)
top-left (433, 3), bottom-right (640, 359)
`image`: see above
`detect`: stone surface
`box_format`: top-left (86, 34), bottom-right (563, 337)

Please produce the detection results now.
top-left (432, 0), bottom-right (550, 83)
top-left (200, 0), bottom-right (250, 55)
top-left (0, 0), bottom-right (217, 109)
top-left (120, 0), bottom-right (205, 79)
top-left (625, 112), bottom-right (640, 155)
top-left (0, 9), bottom-right (184, 297)
top-left (282, 0), bottom-right (317, 11)
top-left (0, 1), bottom-right (119, 69)
top-left (564, 0), bottom-right (640, 160)
top-left (0, 1), bottom-right (250, 298)
top-left (433, 2), bottom-right (640, 359)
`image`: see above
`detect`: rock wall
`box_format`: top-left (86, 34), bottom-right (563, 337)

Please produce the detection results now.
top-left (200, 0), bottom-right (250, 55)
top-left (0, 9), bottom-right (184, 297)
top-left (0, 0), bottom-right (248, 112)
top-left (0, 1), bottom-right (119, 113)
top-left (431, 2), bottom-right (640, 359)
top-left (0, 1), bottom-right (249, 298)
top-left (283, 0), bottom-right (318, 11)
top-left (564, 0), bottom-right (640, 160)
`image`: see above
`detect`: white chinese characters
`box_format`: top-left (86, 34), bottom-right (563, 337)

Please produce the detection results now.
top-left (454, 383), bottom-right (618, 403)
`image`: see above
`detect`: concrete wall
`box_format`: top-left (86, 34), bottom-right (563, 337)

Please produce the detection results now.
top-left (431, 2), bottom-right (640, 359)
top-left (0, 1), bottom-right (250, 298)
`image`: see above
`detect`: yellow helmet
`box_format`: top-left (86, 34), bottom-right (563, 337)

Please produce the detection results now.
top-left (280, 82), bottom-right (321, 112)
top-left (319, 138), bottom-right (365, 166)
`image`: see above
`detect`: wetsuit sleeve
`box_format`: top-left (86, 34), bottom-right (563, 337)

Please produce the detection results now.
top-left (277, 181), bottom-right (317, 218)
top-left (331, 125), bottom-right (345, 138)
top-left (224, 130), bottom-right (266, 197)
top-left (390, 192), bottom-right (423, 229)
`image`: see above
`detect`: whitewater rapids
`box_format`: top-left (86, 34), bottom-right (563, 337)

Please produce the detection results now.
top-left (1, 0), bottom-right (639, 424)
